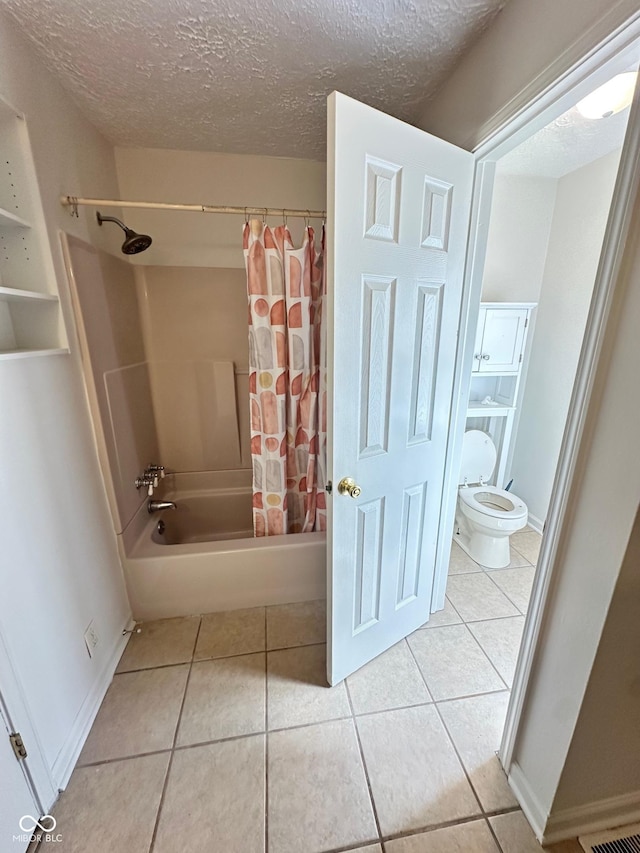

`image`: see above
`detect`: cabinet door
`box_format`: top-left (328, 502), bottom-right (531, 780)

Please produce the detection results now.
top-left (478, 308), bottom-right (527, 373)
top-left (472, 308), bottom-right (486, 372)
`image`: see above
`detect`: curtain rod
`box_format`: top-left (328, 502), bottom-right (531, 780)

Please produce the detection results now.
top-left (61, 196), bottom-right (326, 220)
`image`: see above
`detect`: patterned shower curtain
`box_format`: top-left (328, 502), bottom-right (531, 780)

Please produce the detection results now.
top-left (243, 220), bottom-right (327, 536)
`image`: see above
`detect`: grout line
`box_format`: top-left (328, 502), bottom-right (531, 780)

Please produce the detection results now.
top-left (380, 811), bottom-right (488, 844)
top-left (483, 569), bottom-right (529, 617)
top-left (312, 806), bottom-right (523, 853)
top-left (76, 747), bottom-right (173, 769)
top-left (485, 814), bottom-right (507, 852)
top-left (268, 713), bottom-right (354, 737)
top-left (344, 679), bottom-right (384, 845)
top-left (148, 616), bottom-right (202, 853)
top-left (319, 839), bottom-right (382, 853)
top-left (482, 805), bottom-right (522, 818)
top-left (119, 639), bottom-right (328, 676)
top-left (422, 610), bottom-right (525, 628)
top-left (434, 687), bottom-right (510, 706)
top-left (405, 637), bottom-right (487, 819)
top-left (463, 612), bottom-right (526, 625)
top-left (193, 639), bottom-right (325, 665)
top-left (172, 729), bottom-right (267, 752)
top-left (459, 622), bottom-right (510, 691)
top-left (115, 659), bottom-right (197, 675)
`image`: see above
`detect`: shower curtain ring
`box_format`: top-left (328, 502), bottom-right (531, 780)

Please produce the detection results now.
top-left (305, 209), bottom-right (310, 228)
top-left (244, 207), bottom-right (248, 224)
top-left (282, 208), bottom-right (287, 227)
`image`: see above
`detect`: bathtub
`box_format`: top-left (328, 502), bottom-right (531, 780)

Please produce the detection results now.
top-left (118, 470), bottom-right (326, 620)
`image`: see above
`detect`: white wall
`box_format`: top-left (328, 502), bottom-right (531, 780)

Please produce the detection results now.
top-left (419, 0), bottom-right (640, 149)
top-left (115, 147), bottom-right (326, 268)
top-left (554, 505), bottom-right (640, 809)
top-left (482, 173), bottom-right (557, 303)
top-left (510, 151), bottom-right (621, 525)
top-left (0, 11), bottom-right (131, 798)
top-left (425, 1), bottom-right (640, 838)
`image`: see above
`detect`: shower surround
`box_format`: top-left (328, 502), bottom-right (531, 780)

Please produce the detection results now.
top-left (64, 234), bottom-right (327, 621)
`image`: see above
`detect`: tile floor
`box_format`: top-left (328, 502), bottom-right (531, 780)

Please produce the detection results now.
top-left (45, 528), bottom-right (580, 852)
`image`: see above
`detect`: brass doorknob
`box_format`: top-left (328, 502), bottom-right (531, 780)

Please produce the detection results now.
top-left (337, 477), bottom-right (361, 498)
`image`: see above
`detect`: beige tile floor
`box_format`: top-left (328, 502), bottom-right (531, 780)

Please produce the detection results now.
top-left (46, 528), bottom-right (581, 853)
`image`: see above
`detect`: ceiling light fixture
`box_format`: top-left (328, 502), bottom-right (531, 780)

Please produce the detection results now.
top-left (576, 71), bottom-right (638, 119)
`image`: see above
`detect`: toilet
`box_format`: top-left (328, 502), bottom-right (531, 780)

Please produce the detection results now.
top-left (454, 430), bottom-right (528, 569)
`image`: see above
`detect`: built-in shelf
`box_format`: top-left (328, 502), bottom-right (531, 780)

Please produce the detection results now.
top-left (0, 206), bottom-right (31, 229)
top-left (0, 347), bottom-right (69, 361)
top-left (466, 303), bottom-right (536, 489)
top-left (0, 286), bottom-right (57, 303)
top-left (467, 402), bottom-right (515, 417)
top-left (0, 92), bottom-right (67, 355)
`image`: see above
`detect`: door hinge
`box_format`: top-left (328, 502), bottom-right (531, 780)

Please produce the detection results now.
top-left (524, 317), bottom-right (528, 328)
top-left (326, 481), bottom-right (332, 495)
top-left (10, 732), bottom-right (27, 761)
top-left (519, 353), bottom-right (523, 363)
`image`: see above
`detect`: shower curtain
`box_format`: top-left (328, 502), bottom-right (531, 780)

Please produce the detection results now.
top-left (244, 220), bottom-right (327, 537)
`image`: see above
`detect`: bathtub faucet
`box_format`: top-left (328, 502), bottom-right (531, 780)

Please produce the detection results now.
top-left (147, 500), bottom-right (177, 514)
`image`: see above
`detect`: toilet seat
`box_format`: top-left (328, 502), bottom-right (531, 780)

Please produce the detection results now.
top-left (459, 485), bottom-right (527, 520)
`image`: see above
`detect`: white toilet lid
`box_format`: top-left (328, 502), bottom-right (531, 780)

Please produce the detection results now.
top-left (459, 430), bottom-right (496, 485)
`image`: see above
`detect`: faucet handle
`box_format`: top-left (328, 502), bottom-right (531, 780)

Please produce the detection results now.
top-left (146, 464), bottom-right (165, 479)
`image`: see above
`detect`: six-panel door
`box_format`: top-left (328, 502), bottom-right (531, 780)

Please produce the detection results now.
top-left (327, 92), bottom-right (474, 684)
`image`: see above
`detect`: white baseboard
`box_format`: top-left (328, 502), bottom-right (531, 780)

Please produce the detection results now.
top-left (508, 760), bottom-right (640, 845)
top-left (526, 513), bottom-right (545, 535)
top-left (507, 761), bottom-right (549, 841)
top-left (544, 790), bottom-right (640, 845)
top-left (50, 614), bottom-right (133, 798)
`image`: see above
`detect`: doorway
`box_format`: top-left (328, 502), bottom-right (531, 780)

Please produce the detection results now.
top-left (324, 33), bottom-right (640, 849)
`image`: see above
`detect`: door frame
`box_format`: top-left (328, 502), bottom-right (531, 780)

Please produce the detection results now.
top-left (0, 622), bottom-right (56, 816)
top-left (436, 12), bottom-right (640, 788)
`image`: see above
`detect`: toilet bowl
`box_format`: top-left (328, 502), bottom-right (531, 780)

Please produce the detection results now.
top-left (454, 430), bottom-right (528, 568)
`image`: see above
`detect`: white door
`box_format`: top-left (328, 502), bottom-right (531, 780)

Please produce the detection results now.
top-left (327, 92), bottom-right (474, 684)
top-left (0, 701), bottom-right (38, 852)
top-left (478, 308), bottom-right (527, 373)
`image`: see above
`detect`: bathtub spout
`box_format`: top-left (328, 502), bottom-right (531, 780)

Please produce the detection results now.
top-left (148, 500), bottom-right (177, 514)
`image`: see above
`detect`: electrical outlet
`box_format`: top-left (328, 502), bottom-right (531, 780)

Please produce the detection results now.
top-left (84, 622), bottom-right (99, 658)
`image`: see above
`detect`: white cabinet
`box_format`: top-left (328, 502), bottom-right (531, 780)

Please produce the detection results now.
top-left (473, 306), bottom-right (528, 373)
top-left (0, 94), bottom-right (68, 359)
top-left (467, 303), bottom-right (535, 488)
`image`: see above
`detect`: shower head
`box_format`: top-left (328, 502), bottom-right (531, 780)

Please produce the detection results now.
top-left (96, 211), bottom-right (152, 255)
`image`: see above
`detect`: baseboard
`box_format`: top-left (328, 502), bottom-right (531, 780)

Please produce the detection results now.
top-left (543, 790), bottom-right (640, 845)
top-left (50, 614), bottom-right (133, 798)
top-left (508, 761), bottom-right (640, 845)
top-left (507, 760), bottom-right (549, 842)
top-left (526, 513), bottom-right (545, 535)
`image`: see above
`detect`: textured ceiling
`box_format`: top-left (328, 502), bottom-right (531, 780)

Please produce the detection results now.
top-left (3, 0), bottom-right (508, 159)
top-left (498, 103), bottom-right (630, 178)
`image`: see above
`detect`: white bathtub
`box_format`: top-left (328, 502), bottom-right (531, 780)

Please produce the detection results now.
top-left (118, 470), bottom-right (326, 620)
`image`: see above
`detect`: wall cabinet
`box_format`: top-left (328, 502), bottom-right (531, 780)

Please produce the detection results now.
top-left (472, 306), bottom-right (528, 373)
top-left (467, 302), bottom-right (535, 488)
top-left (0, 94), bottom-right (67, 358)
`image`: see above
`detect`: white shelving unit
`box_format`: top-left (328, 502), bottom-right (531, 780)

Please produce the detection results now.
top-left (466, 302), bottom-right (536, 489)
top-left (0, 94), bottom-right (68, 359)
